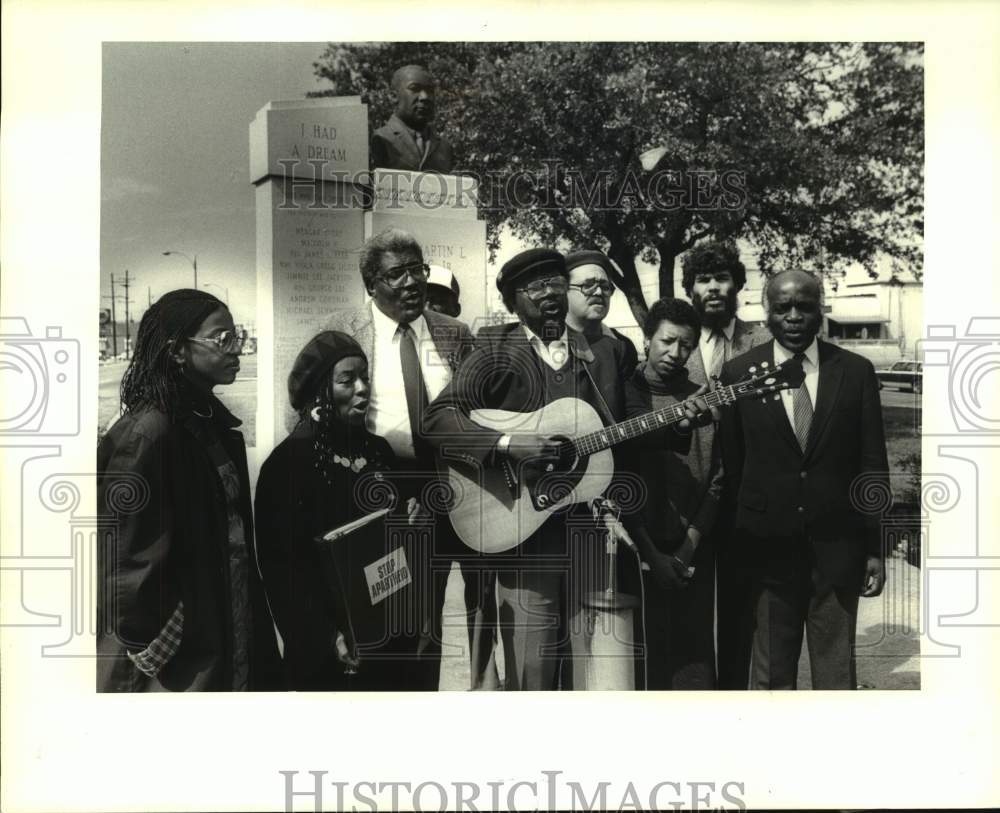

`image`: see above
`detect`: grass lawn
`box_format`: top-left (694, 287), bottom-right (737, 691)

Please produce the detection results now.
top-left (883, 404), bottom-right (921, 504)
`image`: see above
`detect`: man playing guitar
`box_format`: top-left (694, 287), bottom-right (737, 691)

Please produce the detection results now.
top-left (423, 249), bottom-right (712, 689)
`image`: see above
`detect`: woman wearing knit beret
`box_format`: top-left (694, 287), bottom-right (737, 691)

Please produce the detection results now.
top-left (254, 330), bottom-right (430, 690)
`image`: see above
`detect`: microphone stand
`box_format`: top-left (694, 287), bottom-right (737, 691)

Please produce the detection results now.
top-left (575, 505), bottom-right (641, 690)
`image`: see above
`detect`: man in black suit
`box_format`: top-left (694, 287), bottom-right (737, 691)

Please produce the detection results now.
top-left (372, 65), bottom-right (455, 173)
top-left (719, 270), bottom-right (888, 690)
top-left (681, 240), bottom-right (767, 690)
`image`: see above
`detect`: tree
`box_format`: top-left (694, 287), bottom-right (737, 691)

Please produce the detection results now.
top-left (313, 42), bottom-right (923, 324)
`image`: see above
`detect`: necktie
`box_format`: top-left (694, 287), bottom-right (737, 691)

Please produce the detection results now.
top-left (414, 131), bottom-right (426, 161)
top-left (398, 323), bottom-right (429, 455)
top-left (708, 329), bottom-right (727, 380)
top-left (791, 351), bottom-right (813, 452)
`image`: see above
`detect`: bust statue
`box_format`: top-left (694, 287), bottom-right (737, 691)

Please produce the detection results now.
top-left (372, 64), bottom-right (454, 173)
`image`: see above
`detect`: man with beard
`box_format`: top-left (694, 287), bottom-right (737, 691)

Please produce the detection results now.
top-left (682, 240), bottom-right (767, 690)
top-left (321, 228), bottom-right (498, 690)
top-left (682, 240), bottom-right (764, 387)
top-left (372, 64), bottom-right (455, 173)
top-left (718, 270), bottom-right (888, 689)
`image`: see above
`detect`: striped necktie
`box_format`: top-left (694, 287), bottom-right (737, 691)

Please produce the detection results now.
top-left (398, 323), bottom-right (429, 456)
top-left (791, 351), bottom-right (813, 452)
top-left (708, 328), bottom-right (727, 380)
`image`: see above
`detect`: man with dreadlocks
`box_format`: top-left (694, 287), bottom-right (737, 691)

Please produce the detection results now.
top-left (96, 289), bottom-right (281, 692)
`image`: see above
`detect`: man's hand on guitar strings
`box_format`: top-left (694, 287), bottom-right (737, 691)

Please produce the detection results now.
top-left (505, 434), bottom-right (564, 468)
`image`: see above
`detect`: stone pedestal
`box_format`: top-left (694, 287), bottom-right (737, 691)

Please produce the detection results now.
top-left (368, 168), bottom-right (489, 329)
top-left (251, 98), bottom-right (369, 456)
top-left (251, 107), bottom-right (491, 459)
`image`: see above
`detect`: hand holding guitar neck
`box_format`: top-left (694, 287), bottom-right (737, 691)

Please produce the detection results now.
top-left (676, 383), bottom-right (722, 432)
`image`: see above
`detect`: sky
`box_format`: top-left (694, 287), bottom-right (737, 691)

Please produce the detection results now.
top-left (100, 43), bottom-right (327, 328)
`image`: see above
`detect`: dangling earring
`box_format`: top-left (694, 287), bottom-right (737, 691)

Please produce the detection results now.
top-left (309, 405), bottom-right (322, 422)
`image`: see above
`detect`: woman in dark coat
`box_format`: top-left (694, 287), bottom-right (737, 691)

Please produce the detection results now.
top-left (254, 331), bottom-right (430, 691)
top-left (96, 289), bottom-right (281, 692)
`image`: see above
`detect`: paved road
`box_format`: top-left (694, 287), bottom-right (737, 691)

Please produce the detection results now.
top-left (98, 355), bottom-right (259, 442)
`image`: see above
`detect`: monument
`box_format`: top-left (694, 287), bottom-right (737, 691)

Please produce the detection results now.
top-left (251, 91), bottom-right (487, 461)
top-left (250, 97), bottom-right (369, 456)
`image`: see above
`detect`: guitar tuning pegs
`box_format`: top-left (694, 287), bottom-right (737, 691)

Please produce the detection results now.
top-left (761, 360), bottom-right (770, 369)
top-left (748, 365), bottom-right (757, 374)
top-left (773, 393), bottom-right (781, 401)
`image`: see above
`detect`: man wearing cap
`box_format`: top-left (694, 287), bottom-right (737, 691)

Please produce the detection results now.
top-left (423, 248), bottom-right (584, 689)
top-left (424, 264), bottom-right (462, 319)
top-left (372, 64), bottom-right (455, 174)
top-left (681, 239), bottom-right (768, 690)
top-left (424, 249), bottom-right (705, 689)
top-left (321, 227), bottom-right (498, 690)
top-left (564, 250), bottom-right (639, 417)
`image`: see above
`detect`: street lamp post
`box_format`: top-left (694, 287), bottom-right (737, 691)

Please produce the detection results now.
top-left (202, 282), bottom-right (229, 306)
top-left (162, 250), bottom-right (198, 289)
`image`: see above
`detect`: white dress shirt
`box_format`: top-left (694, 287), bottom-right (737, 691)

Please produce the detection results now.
top-left (367, 303), bottom-right (452, 459)
top-left (699, 319), bottom-right (736, 373)
top-left (523, 325), bottom-right (570, 371)
top-left (773, 336), bottom-right (820, 431)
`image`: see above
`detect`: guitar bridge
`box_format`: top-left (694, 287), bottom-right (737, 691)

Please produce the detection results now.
top-left (500, 458), bottom-right (519, 500)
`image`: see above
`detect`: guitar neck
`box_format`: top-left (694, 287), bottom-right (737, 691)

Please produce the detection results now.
top-left (572, 383), bottom-right (736, 458)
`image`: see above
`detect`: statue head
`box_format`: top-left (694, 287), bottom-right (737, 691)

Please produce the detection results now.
top-left (391, 65), bottom-right (436, 130)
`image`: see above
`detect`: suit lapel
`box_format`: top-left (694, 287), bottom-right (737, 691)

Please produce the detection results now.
top-left (687, 338), bottom-right (707, 386)
top-left (422, 134), bottom-right (437, 170)
top-left (389, 115), bottom-right (424, 167)
top-left (802, 341), bottom-right (843, 462)
top-left (354, 301), bottom-right (376, 365)
top-left (731, 319), bottom-right (752, 356)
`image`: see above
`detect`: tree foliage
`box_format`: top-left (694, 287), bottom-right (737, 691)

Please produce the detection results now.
top-left (313, 41), bottom-right (923, 323)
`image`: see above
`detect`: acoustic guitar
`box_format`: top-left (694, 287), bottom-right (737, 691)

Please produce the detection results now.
top-left (438, 359), bottom-right (805, 554)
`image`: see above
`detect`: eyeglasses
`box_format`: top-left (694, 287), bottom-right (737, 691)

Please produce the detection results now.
top-left (568, 279), bottom-right (614, 296)
top-left (188, 330), bottom-right (245, 355)
top-left (378, 261), bottom-right (430, 288)
top-left (516, 277), bottom-right (569, 298)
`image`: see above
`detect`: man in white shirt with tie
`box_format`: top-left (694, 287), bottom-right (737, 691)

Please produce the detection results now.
top-left (718, 270), bottom-right (888, 690)
top-left (322, 228), bottom-right (498, 690)
top-left (681, 240), bottom-right (766, 690)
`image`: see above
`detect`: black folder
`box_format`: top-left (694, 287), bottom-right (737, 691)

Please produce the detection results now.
top-left (315, 509), bottom-right (432, 657)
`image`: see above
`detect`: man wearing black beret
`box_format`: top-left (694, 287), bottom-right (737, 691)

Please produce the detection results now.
top-left (424, 247), bottom-right (674, 689)
top-left (423, 248), bottom-right (575, 689)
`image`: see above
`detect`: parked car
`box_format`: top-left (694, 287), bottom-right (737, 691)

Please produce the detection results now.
top-left (876, 360), bottom-right (922, 393)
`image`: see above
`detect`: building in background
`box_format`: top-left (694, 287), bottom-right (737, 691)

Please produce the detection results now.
top-left (730, 252), bottom-right (922, 368)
